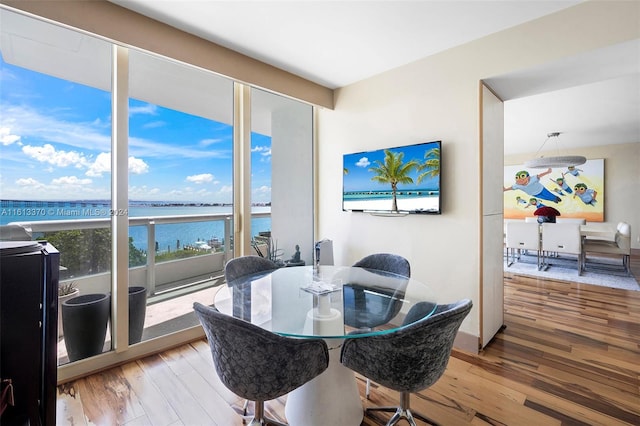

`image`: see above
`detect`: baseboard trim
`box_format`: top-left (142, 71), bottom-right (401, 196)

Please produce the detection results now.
top-left (454, 330), bottom-right (479, 354)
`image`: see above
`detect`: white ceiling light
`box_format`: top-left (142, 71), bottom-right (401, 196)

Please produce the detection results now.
top-left (524, 132), bottom-right (586, 168)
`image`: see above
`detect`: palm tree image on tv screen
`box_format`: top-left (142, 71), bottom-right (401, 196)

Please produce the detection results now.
top-left (342, 141), bottom-right (441, 214)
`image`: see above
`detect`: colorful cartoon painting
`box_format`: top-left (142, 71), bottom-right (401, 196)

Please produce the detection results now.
top-left (503, 159), bottom-right (604, 222)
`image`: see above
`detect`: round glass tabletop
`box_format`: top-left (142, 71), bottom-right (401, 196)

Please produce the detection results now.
top-left (213, 265), bottom-right (437, 339)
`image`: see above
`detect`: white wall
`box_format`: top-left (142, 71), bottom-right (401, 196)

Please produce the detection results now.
top-left (317, 1), bottom-right (640, 346)
top-left (506, 142), bottom-right (640, 249)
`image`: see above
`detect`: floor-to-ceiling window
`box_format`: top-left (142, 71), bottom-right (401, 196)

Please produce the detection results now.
top-left (0, 7), bottom-right (315, 379)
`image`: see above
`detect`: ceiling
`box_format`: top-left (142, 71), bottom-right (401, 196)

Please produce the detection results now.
top-left (7, 1), bottom-right (639, 155)
top-left (108, 0), bottom-right (585, 90)
top-left (106, 0), bottom-right (639, 156)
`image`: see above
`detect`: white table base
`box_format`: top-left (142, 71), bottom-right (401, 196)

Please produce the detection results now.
top-left (285, 340), bottom-right (363, 426)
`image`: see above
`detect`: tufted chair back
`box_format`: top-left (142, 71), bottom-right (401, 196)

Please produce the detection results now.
top-left (194, 302), bottom-right (328, 402)
top-left (353, 253), bottom-right (410, 278)
top-left (340, 299), bottom-right (472, 425)
top-left (224, 255), bottom-right (279, 285)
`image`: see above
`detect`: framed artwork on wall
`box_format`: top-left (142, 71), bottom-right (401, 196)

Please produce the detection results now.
top-left (503, 158), bottom-right (604, 222)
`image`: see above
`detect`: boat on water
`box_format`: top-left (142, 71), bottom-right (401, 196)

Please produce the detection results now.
top-left (193, 241), bottom-right (212, 250)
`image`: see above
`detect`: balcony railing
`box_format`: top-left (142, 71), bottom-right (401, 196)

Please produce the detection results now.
top-left (10, 212), bottom-right (271, 297)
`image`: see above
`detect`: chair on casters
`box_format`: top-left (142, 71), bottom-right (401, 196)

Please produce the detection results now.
top-left (193, 302), bottom-right (329, 426)
top-left (223, 255), bottom-right (280, 415)
top-left (340, 299), bottom-right (472, 426)
top-left (352, 253), bottom-right (411, 398)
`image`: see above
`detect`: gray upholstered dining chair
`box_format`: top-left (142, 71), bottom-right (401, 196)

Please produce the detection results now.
top-left (340, 299), bottom-right (472, 426)
top-left (351, 252), bottom-right (411, 398)
top-left (193, 302), bottom-right (329, 426)
top-left (224, 255), bottom-right (279, 284)
top-left (222, 255), bottom-right (280, 415)
top-left (353, 253), bottom-right (411, 277)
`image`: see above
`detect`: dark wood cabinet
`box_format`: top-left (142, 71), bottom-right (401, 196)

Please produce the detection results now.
top-left (1, 241), bottom-right (59, 425)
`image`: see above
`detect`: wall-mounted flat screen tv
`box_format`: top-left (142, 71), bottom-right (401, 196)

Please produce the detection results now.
top-left (343, 140), bottom-right (441, 215)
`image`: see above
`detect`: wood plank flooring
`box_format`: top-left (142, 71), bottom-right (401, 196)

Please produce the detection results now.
top-left (56, 253), bottom-right (640, 425)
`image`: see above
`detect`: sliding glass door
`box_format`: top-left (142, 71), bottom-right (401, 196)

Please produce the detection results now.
top-left (127, 49), bottom-right (234, 343)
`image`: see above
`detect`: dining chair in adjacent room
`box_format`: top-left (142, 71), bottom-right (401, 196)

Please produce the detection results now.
top-left (505, 221), bottom-right (541, 269)
top-left (555, 218), bottom-right (587, 225)
top-left (540, 222), bottom-right (582, 274)
top-left (582, 221), bottom-right (631, 275)
top-left (222, 255), bottom-right (280, 415)
top-left (193, 302), bottom-right (329, 426)
top-left (351, 252), bottom-right (411, 398)
top-left (340, 299), bottom-right (472, 426)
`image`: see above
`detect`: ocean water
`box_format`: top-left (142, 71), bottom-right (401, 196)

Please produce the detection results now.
top-left (0, 200), bottom-right (271, 252)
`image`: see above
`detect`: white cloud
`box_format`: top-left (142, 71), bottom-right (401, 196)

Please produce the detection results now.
top-left (129, 104), bottom-right (158, 116)
top-left (85, 152), bottom-right (111, 177)
top-left (1, 104), bottom-right (111, 152)
top-left (85, 153), bottom-right (149, 177)
top-left (0, 127), bottom-right (20, 146)
top-left (1, 103), bottom-right (229, 162)
top-left (355, 157), bottom-right (370, 167)
top-left (142, 121), bottom-right (165, 129)
top-left (22, 144), bottom-right (90, 168)
top-left (252, 145), bottom-right (272, 157)
top-left (219, 185), bottom-right (232, 193)
top-left (254, 185), bottom-right (271, 195)
top-left (128, 156), bottom-right (149, 174)
top-left (128, 135), bottom-right (231, 160)
top-left (51, 176), bottom-right (92, 185)
top-left (200, 138), bottom-right (224, 147)
top-left (129, 185), bottom-right (161, 197)
top-left (186, 173), bottom-right (214, 184)
top-left (8, 176), bottom-right (106, 199)
top-left (16, 177), bottom-right (43, 187)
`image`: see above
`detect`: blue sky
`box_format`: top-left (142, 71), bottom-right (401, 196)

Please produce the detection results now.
top-left (0, 55), bottom-right (272, 203)
top-left (343, 141), bottom-right (440, 192)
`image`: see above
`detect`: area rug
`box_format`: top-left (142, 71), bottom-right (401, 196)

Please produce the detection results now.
top-left (504, 252), bottom-right (639, 291)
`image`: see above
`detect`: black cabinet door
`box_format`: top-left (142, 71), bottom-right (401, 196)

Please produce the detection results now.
top-left (1, 241), bottom-right (58, 426)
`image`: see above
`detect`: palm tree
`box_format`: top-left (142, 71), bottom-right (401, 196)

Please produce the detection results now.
top-left (369, 150), bottom-right (420, 211)
top-left (417, 147), bottom-right (440, 183)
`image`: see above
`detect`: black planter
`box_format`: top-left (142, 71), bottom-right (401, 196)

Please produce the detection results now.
top-left (62, 293), bottom-right (110, 362)
top-left (128, 286), bottom-right (147, 344)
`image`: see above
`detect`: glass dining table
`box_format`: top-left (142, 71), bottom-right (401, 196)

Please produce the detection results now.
top-left (213, 264), bottom-right (438, 426)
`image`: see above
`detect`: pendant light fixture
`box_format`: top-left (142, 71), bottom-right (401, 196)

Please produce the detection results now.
top-left (524, 132), bottom-right (586, 168)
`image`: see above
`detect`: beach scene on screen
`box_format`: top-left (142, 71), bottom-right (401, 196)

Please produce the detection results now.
top-left (343, 141), bottom-right (440, 214)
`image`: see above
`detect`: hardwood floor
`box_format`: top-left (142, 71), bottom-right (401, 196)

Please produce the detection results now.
top-left (56, 253), bottom-right (640, 425)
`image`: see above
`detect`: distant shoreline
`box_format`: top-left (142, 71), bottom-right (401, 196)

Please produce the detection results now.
top-left (0, 199), bottom-right (270, 207)
top-left (344, 196), bottom-right (439, 213)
